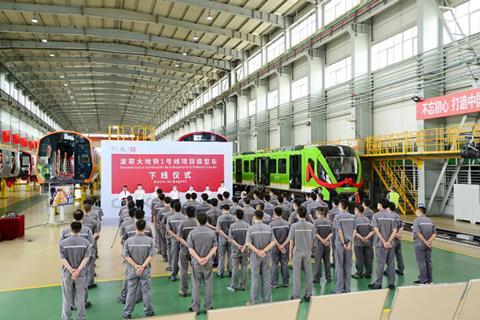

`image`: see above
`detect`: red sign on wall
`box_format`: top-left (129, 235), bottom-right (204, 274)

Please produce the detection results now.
top-left (20, 137), bottom-right (28, 147)
top-left (2, 130), bottom-right (10, 143)
top-left (416, 88), bottom-right (480, 120)
top-left (111, 154), bottom-right (224, 193)
top-left (28, 141), bottom-right (35, 149)
top-left (12, 134), bottom-right (20, 145)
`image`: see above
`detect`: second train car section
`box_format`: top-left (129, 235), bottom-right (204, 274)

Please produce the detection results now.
top-left (35, 131), bottom-right (95, 184)
top-left (0, 146), bottom-right (35, 180)
top-left (233, 145), bottom-right (363, 200)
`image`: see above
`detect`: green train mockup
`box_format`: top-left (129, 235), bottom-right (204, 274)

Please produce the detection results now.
top-left (233, 145), bottom-right (363, 201)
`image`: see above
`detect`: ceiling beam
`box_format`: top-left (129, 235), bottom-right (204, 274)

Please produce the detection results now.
top-left (0, 24), bottom-right (244, 60)
top-left (2, 55), bottom-right (219, 80)
top-left (52, 96), bottom-right (187, 107)
top-left (0, 40), bottom-right (231, 70)
top-left (34, 90), bottom-right (178, 100)
top-left (0, 2), bottom-right (262, 45)
top-left (13, 66), bottom-right (207, 87)
top-left (29, 85), bottom-right (184, 98)
top-left (172, 0), bottom-right (286, 28)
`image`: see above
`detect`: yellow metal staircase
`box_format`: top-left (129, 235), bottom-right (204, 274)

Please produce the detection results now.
top-left (371, 160), bottom-right (418, 215)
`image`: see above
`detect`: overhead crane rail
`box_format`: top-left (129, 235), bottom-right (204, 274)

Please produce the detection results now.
top-left (107, 125), bottom-right (155, 141)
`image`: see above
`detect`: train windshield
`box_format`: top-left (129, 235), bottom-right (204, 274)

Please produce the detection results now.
top-left (318, 145), bottom-right (358, 180)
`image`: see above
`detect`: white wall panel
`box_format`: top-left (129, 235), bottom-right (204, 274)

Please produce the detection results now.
top-left (372, 0), bottom-right (416, 42)
top-left (326, 116), bottom-right (354, 140)
top-left (294, 124), bottom-right (310, 145)
top-left (269, 128), bottom-right (280, 149)
top-left (326, 34), bottom-right (350, 65)
top-left (373, 100), bottom-right (417, 135)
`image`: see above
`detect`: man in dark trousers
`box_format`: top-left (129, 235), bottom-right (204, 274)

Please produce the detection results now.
top-left (413, 204), bottom-right (436, 285)
top-left (176, 206), bottom-right (199, 296)
top-left (227, 208), bottom-right (250, 292)
top-left (60, 221), bottom-right (91, 320)
top-left (270, 207), bottom-right (290, 288)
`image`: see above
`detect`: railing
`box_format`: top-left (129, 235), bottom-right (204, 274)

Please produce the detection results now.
top-left (108, 125), bottom-right (155, 141)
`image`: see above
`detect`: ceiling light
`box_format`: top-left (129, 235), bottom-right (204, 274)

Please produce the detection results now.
top-left (60, 75), bottom-right (64, 79)
top-left (182, 52), bottom-right (187, 56)
top-left (64, 83), bottom-right (68, 87)
top-left (192, 35), bottom-right (199, 41)
top-left (49, 53), bottom-right (55, 57)
top-left (41, 39), bottom-right (48, 43)
top-left (206, 14), bottom-right (213, 21)
top-left (70, 96), bottom-right (74, 99)
top-left (175, 64), bottom-right (179, 67)
top-left (67, 90), bottom-right (71, 93)
top-left (157, 89), bottom-right (161, 92)
top-left (31, 13), bottom-right (39, 23)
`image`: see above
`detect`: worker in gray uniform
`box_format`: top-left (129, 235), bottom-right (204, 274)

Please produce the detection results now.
top-left (313, 207), bottom-right (333, 283)
top-left (176, 206), bottom-right (199, 296)
top-left (306, 193), bottom-right (321, 220)
top-left (288, 199), bottom-right (303, 225)
top-left (327, 197), bottom-right (340, 267)
top-left (368, 199), bottom-right (397, 290)
top-left (227, 208), bottom-right (250, 292)
top-left (263, 194), bottom-right (275, 217)
top-left (242, 198), bottom-right (256, 225)
top-left (413, 204), bottom-right (436, 285)
top-left (352, 205), bottom-right (374, 279)
top-left (162, 199), bottom-right (176, 271)
top-left (196, 193), bottom-right (212, 215)
top-left (60, 221), bottom-right (91, 320)
top-left (245, 210), bottom-right (276, 305)
top-left (187, 213), bottom-right (218, 314)
top-left (333, 199), bottom-right (355, 294)
top-left (270, 207), bottom-right (290, 288)
top-left (81, 204), bottom-right (99, 289)
top-left (289, 206), bottom-right (315, 301)
top-left (256, 203), bottom-right (272, 224)
top-left (219, 191), bottom-right (233, 207)
top-left (60, 210), bottom-right (93, 243)
top-left (216, 204), bottom-right (236, 278)
top-left (229, 196), bottom-right (241, 215)
top-left (206, 198), bottom-right (222, 229)
top-left (157, 196), bottom-right (172, 262)
top-left (388, 202), bottom-right (405, 276)
top-left (120, 201), bottom-right (136, 226)
top-left (362, 198), bottom-right (374, 221)
top-left (250, 191), bottom-right (263, 209)
top-left (276, 195), bottom-right (291, 221)
top-left (120, 208), bottom-right (136, 241)
top-left (167, 202), bottom-right (187, 281)
top-left (181, 193), bottom-right (194, 214)
top-left (122, 220), bottom-right (156, 319)
top-left (152, 193), bottom-right (165, 254)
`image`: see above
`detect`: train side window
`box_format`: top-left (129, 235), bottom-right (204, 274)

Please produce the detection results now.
top-left (308, 158), bottom-right (315, 172)
top-left (278, 159), bottom-right (287, 173)
top-left (244, 161), bottom-right (249, 172)
top-left (269, 159), bottom-right (277, 173)
top-left (250, 160), bottom-right (256, 172)
top-left (317, 159), bottom-right (327, 180)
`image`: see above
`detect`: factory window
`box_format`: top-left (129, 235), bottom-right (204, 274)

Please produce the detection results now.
top-left (267, 90), bottom-right (279, 109)
top-left (291, 14), bottom-right (317, 47)
top-left (278, 158), bottom-right (287, 174)
top-left (248, 100), bottom-right (256, 116)
top-left (251, 160), bottom-right (256, 172)
top-left (291, 76), bottom-right (309, 100)
top-left (244, 160), bottom-right (249, 172)
top-left (267, 36), bottom-right (286, 62)
top-left (248, 53), bottom-right (262, 75)
top-left (371, 26), bottom-right (418, 71)
top-left (443, 0), bottom-right (480, 44)
top-left (325, 57), bottom-right (352, 88)
top-left (269, 159), bottom-right (277, 173)
top-left (236, 65), bottom-right (245, 81)
top-left (325, 0), bottom-right (360, 25)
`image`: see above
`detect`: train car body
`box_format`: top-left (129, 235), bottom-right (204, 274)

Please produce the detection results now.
top-left (177, 131), bottom-right (228, 142)
top-left (0, 147), bottom-right (21, 178)
top-left (35, 131), bottom-right (95, 184)
top-left (233, 145), bottom-right (362, 201)
top-left (19, 151), bottom-right (34, 180)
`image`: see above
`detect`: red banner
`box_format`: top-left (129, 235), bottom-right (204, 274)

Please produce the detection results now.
top-left (416, 88), bottom-right (480, 120)
top-left (306, 163), bottom-right (363, 189)
top-left (2, 130), bottom-right (10, 143)
top-left (111, 153), bottom-right (224, 193)
top-left (12, 134), bottom-right (20, 145)
top-left (28, 141), bottom-right (35, 149)
top-left (20, 137), bottom-right (27, 147)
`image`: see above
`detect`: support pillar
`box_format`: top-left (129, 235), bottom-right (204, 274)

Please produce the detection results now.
top-left (308, 48), bottom-right (326, 143)
top-left (277, 67), bottom-right (293, 147)
top-left (255, 80), bottom-right (269, 150)
top-left (237, 93), bottom-right (250, 152)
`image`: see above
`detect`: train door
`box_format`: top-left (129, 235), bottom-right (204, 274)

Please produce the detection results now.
top-left (255, 157), bottom-right (270, 186)
top-left (289, 154), bottom-right (302, 190)
top-left (235, 159), bottom-right (242, 183)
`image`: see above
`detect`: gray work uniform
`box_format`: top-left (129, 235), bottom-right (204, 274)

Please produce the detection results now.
top-left (120, 218), bottom-right (135, 240)
top-left (60, 235), bottom-right (91, 320)
top-left (270, 218), bottom-right (290, 287)
top-left (313, 217), bottom-right (332, 282)
top-left (243, 206), bottom-right (256, 225)
top-left (270, 196), bottom-right (279, 206)
top-left (228, 220), bottom-right (250, 290)
top-left (182, 200), bottom-right (198, 214)
top-left (219, 199), bottom-right (233, 207)
top-left (363, 207), bottom-right (375, 221)
top-left (152, 202), bottom-right (165, 252)
top-left (216, 213), bottom-right (236, 276)
top-left (327, 207), bottom-right (339, 265)
top-left (177, 218), bottom-right (199, 293)
top-left (187, 225), bottom-right (217, 312)
top-left (302, 199), bottom-right (312, 209)
top-left (391, 211), bottom-right (405, 273)
top-left (263, 212), bottom-right (272, 225)
top-left (277, 204), bottom-right (291, 221)
top-left (333, 211), bottom-right (355, 293)
top-left (264, 202), bottom-right (275, 217)
top-left (372, 210), bottom-right (397, 287)
top-left (307, 201), bottom-right (321, 220)
top-left (156, 206), bottom-right (171, 261)
top-left (162, 210), bottom-right (175, 267)
top-left (250, 198), bottom-right (263, 209)
top-left (289, 219), bottom-right (315, 299)
top-left (413, 216), bottom-right (436, 283)
top-left (81, 216), bottom-right (97, 287)
top-left (229, 204), bottom-right (241, 215)
top-left (167, 212), bottom-right (187, 277)
top-left (122, 234), bottom-right (156, 318)
top-left (206, 207), bottom-right (222, 227)
top-left (353, 215), bottom-right (373, 276)
top-left (60, 226), bottom-right (93, 243)
top-left (119, 208), bottom-right (130, 226)
top-left (120, 222), bottom-right (154, 301)
top-left (196, 202), bottom-right (212, 215)
top-left (86, 211), bottom-right (101, 233)
top-left (92, 204), bottom-right (103, 221)
top-left (246, 222), bottom-right (275, 304)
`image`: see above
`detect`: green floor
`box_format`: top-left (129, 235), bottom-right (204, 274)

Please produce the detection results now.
top-left (1, 242), bottom-right (479, 320)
